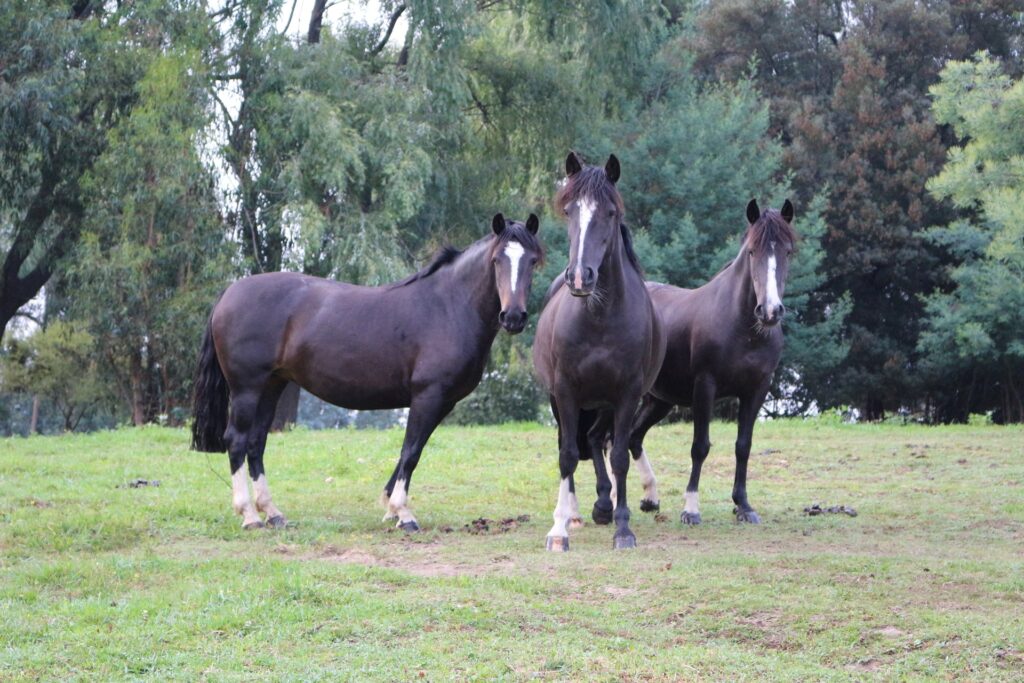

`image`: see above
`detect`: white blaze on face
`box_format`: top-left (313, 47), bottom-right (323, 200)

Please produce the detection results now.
top-left (547, 477), bottom-right (574, 540)
top-left (504, 240), bottom-right (525, 293)
top-left (574, 197), bottom-right (596, 289)
top-left (765, 243), bottom-right (781, 317)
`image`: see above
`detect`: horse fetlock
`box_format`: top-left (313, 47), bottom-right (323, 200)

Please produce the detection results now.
top-left (591, 502), bottom-right (613, 525)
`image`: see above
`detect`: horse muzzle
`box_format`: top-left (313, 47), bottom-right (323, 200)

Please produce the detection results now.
top-left (565, 266), bottom-right (596, 297)
top-left (499, 309), bottom-right (527, 334)
top-left (754, 303), bottom-right (785, 326)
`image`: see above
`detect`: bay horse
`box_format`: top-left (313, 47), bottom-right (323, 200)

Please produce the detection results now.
top-left (616, 199), bottom-right (795, 525)
top-left (192, 214), bottom-right (543, 531)
top-left (532, 152), bottom-right (666, 551)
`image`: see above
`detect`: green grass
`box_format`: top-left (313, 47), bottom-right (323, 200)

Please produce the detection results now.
top-left (1, 420), bottom-right (1023, 681)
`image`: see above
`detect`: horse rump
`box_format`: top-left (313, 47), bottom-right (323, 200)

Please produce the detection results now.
top-left (191, 316), bottom-right (229, 452)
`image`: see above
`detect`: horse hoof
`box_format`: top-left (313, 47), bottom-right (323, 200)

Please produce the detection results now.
top-left (242, 520), bottom-right (264, 530)
top-left (613, 534), bottom-right (637, 550)
top-left (639, 498), bottom-right (660, 513)
top-left (398, 520), bottom-right (420, 532)
top-left (266, 515), bottom-right (288, 529)
top-left (546, 535), bottom-right (569, 552)
top-left (569, 517), bottom-right (585, 530)
top-left (591, 504), bottom-right (613, 525)
top-left (735, 509), bottom-right (761, 524)
top-left (680, 511), bottom-right (702, 525)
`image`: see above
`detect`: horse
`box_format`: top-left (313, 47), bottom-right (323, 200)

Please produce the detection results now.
top-left (532, 152), bottom-right (666, 551)
top-left (614, 199), bottom-right (796, 525)
top-left (191, 213), bottom-right (543, 531)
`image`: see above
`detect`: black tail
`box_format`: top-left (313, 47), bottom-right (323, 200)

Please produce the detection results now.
top-left (191, 315), bottom-right (229, 452)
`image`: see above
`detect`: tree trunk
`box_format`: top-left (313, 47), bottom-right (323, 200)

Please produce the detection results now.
top-left (29, 395), bottom-right (40, 435)
top-left (129, 351), bottom-right (146, 426)
top-left (308, 0), bottom-right (328, 44)
top-left (271, 381), bottom-right (300, 432)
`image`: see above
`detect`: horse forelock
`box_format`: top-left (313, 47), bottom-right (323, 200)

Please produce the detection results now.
top-left (553, 165), bottom-right (624, 217)
top-left (744, 208), bottom-right (797, 257)
top-left (489, 221), bottom-right (545, 266)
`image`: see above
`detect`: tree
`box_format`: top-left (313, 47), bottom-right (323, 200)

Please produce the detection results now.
top-left (0, 1), bottom-right (148, 337)
top-left (68, 48), bottom-right (232, 425)
top-left (1, 321), bottom-right (110, 432)
top-left (918, 52), bottom-right (1024, 422)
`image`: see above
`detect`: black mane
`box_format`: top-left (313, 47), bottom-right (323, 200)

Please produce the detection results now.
top-left (389, 246), bottom-right (463, 289)
top-left (389, 220), bottom-right (543, 289)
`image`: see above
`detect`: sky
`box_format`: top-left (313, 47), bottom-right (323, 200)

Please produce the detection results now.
top-left (277, 0), bottom-right (408, 44)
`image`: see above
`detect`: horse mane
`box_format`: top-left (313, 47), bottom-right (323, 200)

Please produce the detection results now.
top-left (388, 246), bottom-right (463, 288)
top-left (553, 165), bottom-right (625, 217)
top-left (744, 208), bottom-right (797, 257)
top-left (389, 220), bottom-right (544, 289)
top-left (619, 223), bottom-right (644, 277)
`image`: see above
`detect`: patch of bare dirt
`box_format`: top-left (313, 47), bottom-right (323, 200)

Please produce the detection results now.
top-left (315, 544), bottom-right (515, 578)
top-left (461, 515), bottom-right (530, 534)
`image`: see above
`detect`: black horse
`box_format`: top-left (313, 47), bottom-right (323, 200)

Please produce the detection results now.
top-left (192, 214), bottom-right (543, 530)
top-left (619, 199), bottom-right (796, 524)
top-left (533, 152), bottom-right (666, 551)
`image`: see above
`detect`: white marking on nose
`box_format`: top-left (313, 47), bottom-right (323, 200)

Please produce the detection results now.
top-left (574, 198), bottom-right (596, 287)
top-left (504, 240), bottom-right (524, 293)
top-left (765, 249), bottom-right (781, 315)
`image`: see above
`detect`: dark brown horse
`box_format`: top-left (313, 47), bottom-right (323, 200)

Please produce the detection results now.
top-left (192, 214), bottom-right (543, 530)
top-left (620, 199), bottom-right (796, 525)
top-left (533, 152), bottom-right (666, 550)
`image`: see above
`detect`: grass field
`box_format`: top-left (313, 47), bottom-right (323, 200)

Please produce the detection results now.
top-left (1, 420), bottom-right (1023, 681)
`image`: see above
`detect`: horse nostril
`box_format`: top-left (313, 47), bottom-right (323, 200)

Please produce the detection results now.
top-left (498, 311), bottom-right (507, 325)
top-left (564, 268), bottom-right (572, 284)
top-left (777, 304), bottom-right (786, 319)
top-left (583, 267), bottom-right (596, 286)
top-left (754, 304), bottom-right (764, 319)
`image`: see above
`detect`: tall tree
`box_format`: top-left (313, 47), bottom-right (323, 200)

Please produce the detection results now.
top-left (919, 52), bottom-right (1024, 422)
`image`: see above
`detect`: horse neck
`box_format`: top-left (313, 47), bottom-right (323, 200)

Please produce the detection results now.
top-left (447, 239), bottom-right (501, 330)
top-left (592, 229), bottom-right (637, 308)
top-left (720, 240), bottom-right (758, 327)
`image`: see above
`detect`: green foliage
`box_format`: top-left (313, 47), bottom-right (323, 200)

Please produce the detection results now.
top-left (448, 337), bottom-right (541, 425)
top-left (0, 321), bottom-right (111, 431)
top-left (919, 52), bottom-right (1024, 422)
top-left (69, 48), bottom-right (231, 424)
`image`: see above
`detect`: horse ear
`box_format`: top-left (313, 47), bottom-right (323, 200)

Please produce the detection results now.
top-left (565, 151), bottom-right (582, 177)
top-left (605, 154), bottom-right (620, 184)
top-left (781, 199), bottom-right (794, 223)
top-left (492, 213), bottom-right (506, 236)
top-left (746, 199), bottom-right (761, 224)
top-left (526, 213), bottom-right (539, 235)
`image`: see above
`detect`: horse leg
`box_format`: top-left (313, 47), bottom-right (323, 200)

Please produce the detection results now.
top-left (628, 395), bottom-right (673, 513)
top-left (546, 394), bottom-right (581, 551)
top-left (583, 410), bottom-right (614, 525)
top-left (248, 379), bottom-right (288, 528)
top-left (682, 375), bottom-right (715, 525)
top-left (224, 391), bottom-right (263, 530)
top-left (382, 388), bottom-right (454, 531)
top-left (609, 400), bottom-right (638, 549)
top-left (733, 385), bottom-right (769, 524)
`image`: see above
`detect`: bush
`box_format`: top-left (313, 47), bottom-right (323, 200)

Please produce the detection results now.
top-left (448, 337), bottom-right (541, 425)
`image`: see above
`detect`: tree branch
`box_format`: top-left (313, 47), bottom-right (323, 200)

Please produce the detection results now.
top-left (308, 0), bottom-right (328, 44)
top-left (369, 4), bottom-right (406, 56)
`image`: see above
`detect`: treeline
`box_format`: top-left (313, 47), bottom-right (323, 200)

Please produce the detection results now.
top-left (1, 0), bottom-right (1022, 433)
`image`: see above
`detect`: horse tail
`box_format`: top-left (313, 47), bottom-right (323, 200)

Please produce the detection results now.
top-left (191, 308), bottom-right (229, 453)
